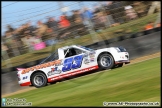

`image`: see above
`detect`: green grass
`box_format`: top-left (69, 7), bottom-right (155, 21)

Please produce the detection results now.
top-left (4, 57), bottom-right (160, 106)
top-left (2, 13), bottom-right (158, 69)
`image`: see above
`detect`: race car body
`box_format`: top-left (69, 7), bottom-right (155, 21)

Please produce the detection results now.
top-left (17, 45), bottom-right (130, 88)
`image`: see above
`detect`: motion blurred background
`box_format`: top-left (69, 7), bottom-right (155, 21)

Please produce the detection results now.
top-left (1, 1), bottom-right (161, 99)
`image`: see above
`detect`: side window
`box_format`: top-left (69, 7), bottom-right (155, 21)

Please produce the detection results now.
top-left (74, 48), bottom-right (85, 55)
top-left (64, 48), bottom-right (85, 58)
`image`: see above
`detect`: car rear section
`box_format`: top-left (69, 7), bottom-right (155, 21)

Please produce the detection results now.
top-left (17, 68), bottom-right (31, 86)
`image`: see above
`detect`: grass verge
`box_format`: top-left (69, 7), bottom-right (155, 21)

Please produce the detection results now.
top-left (4, 57), bottom-right (160, 106)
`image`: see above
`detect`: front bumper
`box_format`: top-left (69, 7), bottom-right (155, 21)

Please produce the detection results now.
top-left (114, 52), bottom-right (130, 64)
top-left (18, 81), bottom-right (31, 86)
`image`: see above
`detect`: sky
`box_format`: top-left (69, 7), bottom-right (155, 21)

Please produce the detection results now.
top-left (1, 1), bottom-right (106, 36)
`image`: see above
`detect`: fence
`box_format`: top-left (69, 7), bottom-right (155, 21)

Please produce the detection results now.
top-left (1, 1), bottom-right (161, 64)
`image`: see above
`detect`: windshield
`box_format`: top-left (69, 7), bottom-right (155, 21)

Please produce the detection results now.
top-left (39, 50), bottom-right (58, 64)
top-left (77, 45), bottom-right (94, 51)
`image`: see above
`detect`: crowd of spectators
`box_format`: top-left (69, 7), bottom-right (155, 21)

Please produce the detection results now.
top-left (1, 1), bottom-right (160, 59)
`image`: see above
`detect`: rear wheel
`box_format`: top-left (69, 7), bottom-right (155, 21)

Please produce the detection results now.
top-left (98, 53), bottom-right (115, 70)
top-left (31, 72), bottom-right (47, 88)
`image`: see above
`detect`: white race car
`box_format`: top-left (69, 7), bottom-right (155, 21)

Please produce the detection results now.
top-left (17, 45), bottom-right (130, 88)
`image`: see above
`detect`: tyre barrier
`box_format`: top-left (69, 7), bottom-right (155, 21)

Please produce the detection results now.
top-left (135, 32), bottom-right (144, 37)
top-left (116, 35), bottom-right (126, 41)
top-left (107, 38), bottom-right (117, 43)
top-left (142, 27), bottom-right (161, 35)
top-left (1, 28), bottom-right (161, 74)
top-left (123, 33), bottom-right (132, 39)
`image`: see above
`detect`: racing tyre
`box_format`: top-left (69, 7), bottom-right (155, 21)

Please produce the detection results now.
top-left (117, 63), bottom-right (123, 67)
top-left (31, 72), bottom-right (47, 88)
top-left (113, 63), bottom-right (123, 69)
top-left (98, 53), bottom-right (114, 70)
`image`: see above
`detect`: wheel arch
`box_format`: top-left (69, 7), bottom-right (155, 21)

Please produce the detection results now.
top-left (30, 70), bottom-right (47, 85)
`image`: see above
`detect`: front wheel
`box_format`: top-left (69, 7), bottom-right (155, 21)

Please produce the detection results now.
top-left (98, 53), bottom-right (115, 70)
top-left (31, 72), bottom-right (47, 88)
top-left (113, 63), bottom-right (123, 69)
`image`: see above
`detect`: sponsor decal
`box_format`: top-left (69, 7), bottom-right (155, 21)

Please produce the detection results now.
top-left (90, 59), bottom-right (95, 62)
top-left (48, 65), bottom-right (99, 82)
top-left (83, 53), bottom-right (88, 58)
top-left (22, 76), bottom-right (28, 80)
top-left (21, 60), bottom-right (62, 74)
top-left (89, 55), bottom-right (95, 58)
top-left (90, 58), bottom-right (95, 62)
top-left (84, 59), bottom-right (90, 64)
top-left (89, 51), bottom-right (96, 55)
top-left (89, 51), bottom-right (95, 58)
top-left (47, 67), bottom-right (62, 77)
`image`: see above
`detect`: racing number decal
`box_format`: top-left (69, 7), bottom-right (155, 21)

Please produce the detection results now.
top-left (62, 55), bottom-right (83, 72)
top-left (62, 58), bottom-right (73, 72)
top-left (72, 55), bottom-right (83, 69)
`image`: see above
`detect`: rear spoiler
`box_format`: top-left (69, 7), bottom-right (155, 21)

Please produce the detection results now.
top-left (17, 68), bottom-right (25, 71)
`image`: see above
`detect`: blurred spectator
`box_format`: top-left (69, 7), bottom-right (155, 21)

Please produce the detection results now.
top-left (17, 24), bottom-right (28, 38)
top-left (1, 42), bottom-right (9, 60)
top-left (4, 31), bottom-right (16, 57)
top-left (155, 23), bottom-right (161, 28)
top-left (36, 21), bottom-right (48, 36)
top-left (75, 10), bottom-right (83, 24)
top-left (9, 26), bottom-right (22, 48)
top-left (25, 21), bottom-right (37, 36)
top-left (94, 11), bottom-right (107, 31)
top-left (36, 21), bottom-right (48, 41)
top-left (4, 31), bottom-right (14, 48)
top-left (93, 4), bottom-right (101, 14)
top-left (59, 15), bottom-right (70, 28)
top-left (23, 35), bottom-right (35, 47)
top-left (58, 15), bottom-right (71, 38)
top-left (45, 17), bottom-right (59, 46)
top-left (69, 10), bottom-right (76, 25)
top-left (113, 1), bottom-right (125, 24)
top-left (125, 5), bottom-right (138, 20)
top-left (148, 1), bottom-right (161, 15)
top-left (70, 10), bottom-right (83, 25)
top-left (82, 7), bottom-right (94, 28)
top-left (104, 2), bottom-right (118, 26)
top-left (23, 34), bottom-right (43, 51)
top-left (46, 17), bottom-right (59, 33)
top-left (68, 10), bottom-right (87, 37)
top-left (133, 1), bottom-right (147, 17)
top-left (144, 22), bottom-right (154, 30)
top-left (6, 25), bottom-right (15, 34)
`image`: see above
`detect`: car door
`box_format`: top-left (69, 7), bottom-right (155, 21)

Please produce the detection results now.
top-left (62, 48), bottom-right (86, 74)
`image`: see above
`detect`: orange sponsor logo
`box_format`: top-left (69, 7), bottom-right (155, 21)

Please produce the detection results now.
top-left (21, 60), bottom-right (62, 74)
